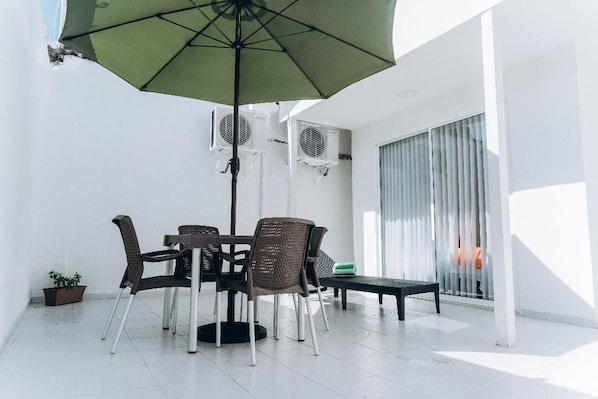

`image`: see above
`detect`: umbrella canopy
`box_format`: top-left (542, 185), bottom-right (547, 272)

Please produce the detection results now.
top-left (59, 0), bottom-right (397, 233)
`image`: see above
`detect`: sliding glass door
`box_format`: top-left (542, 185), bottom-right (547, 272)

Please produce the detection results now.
top-left (380, 114), bottom-right (492, 299)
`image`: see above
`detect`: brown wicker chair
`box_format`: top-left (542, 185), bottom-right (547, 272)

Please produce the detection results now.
top-left (176, 225), bottom-right (248, 328)
top-left (216, 217), bottom-right (318, 366)
top-left (177, 225), bottom-right (224, 286)
top-left (101, 215), bottom-right (191, 354)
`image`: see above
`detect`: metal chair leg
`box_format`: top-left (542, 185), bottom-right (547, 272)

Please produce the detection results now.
top-left (254, 297), bottom-right (260, 323)
top-left (239, 292), bottom-right (245, 322)
top-left (162, 252), bottom-right (175, 329)
top-left (248, 299), bottom-right (256, 366)
top-left (273, 295), bottom-right (279, 339)
top-left (215, 291), bottom-right (221, 348)
top-left (101, 288), bottom-right (124, 340)
top-left (316, 288), bottom-right (330, 331)
top-left (304, 296), bottom-right (319, 356)
top-left (110, 294), bottom-right (135, 354)
top-left (170, 287), bottom-right (179, 334)
top-left (292, 293), bottom-right (298, 320)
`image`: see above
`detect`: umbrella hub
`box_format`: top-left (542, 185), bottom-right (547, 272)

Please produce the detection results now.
top-left (211, 0), bottom-right (268, 21)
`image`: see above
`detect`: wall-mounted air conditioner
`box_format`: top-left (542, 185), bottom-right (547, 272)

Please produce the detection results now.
top-left (296, 120), bottom-right (339, 166)
top-left (210, 107), bottom-right (268, 153)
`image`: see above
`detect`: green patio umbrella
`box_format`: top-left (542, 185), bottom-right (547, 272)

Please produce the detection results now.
top-left (59, 0), bottom-right (396, 234)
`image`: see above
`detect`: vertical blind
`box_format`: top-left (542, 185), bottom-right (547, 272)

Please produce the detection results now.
top-left (380, 114), bottom-right (491, 299)
top-left (379, 133), bottom-right (435, 281)
top-left (432, 114), bottom-right (491, 299)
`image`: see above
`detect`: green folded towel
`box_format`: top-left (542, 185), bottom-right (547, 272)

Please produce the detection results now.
top-left (333, 263), bottom-right (356, 276)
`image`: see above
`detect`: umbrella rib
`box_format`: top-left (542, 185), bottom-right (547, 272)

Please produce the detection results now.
top-left (244, 29), bottom-right (313, 47)
top-left (139, 31), bottom-right (205, 91)
top-left (157, 15), bottom-right (199, 34)
top-left (247, 3), bottom-right (395, 65)
top-left (159, 15), bottom-right (231, 48)
top-left (242, 0), bottom-right (300, 44)
top-left (239, 1), bottom-right (325, 97)
top-left (263, 48), bottom-right (326, 99)
top-left (60, 6), bottom-right (198, 41)
top-left (187, 44), bottom-right (239, 50)
top-left (189, 44), bottom-right (283, 53)
top-left (187, 0), bottom-right (235, 46)
top-left (140, 1), bottom-right (239, 91)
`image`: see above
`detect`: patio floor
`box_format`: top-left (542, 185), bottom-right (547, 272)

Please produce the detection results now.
top-left (1, 287), bottom-right (598, 398)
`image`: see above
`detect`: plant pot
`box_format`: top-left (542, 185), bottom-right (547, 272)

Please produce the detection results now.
top-left (43, 286), bottom-right (87, 306)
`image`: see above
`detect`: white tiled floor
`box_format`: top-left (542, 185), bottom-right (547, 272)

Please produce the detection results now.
top-left (2, 287), bottom-right (598, 398)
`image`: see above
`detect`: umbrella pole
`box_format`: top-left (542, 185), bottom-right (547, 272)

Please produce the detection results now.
top-left (230, 4), bottom-right (242, 237)
top-left (227, 2), bottom-right (242, 324)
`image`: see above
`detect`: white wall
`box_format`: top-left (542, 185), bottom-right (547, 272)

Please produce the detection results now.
top-left (0, 1), bottom-right (48, 347)
top-left (28, 58), bottom-right (279, 297)
top-left (394, 0), bottom-right (503, 58)
top-left (292, 131), bottom-right (354, 263)
top-left (24, 58), bottom-right (353, 299)
top-left (505, 45), bottom-right (596, 326)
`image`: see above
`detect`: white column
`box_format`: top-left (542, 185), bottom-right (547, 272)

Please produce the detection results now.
top-left (481, 10), bottom-right (516, 347)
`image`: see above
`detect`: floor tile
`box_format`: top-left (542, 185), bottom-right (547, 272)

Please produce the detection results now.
top-left (1, 288), bottom-right (597, 399)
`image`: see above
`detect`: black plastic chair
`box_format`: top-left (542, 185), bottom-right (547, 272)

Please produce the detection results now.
top-left (101, 215), bottom-right (191, 354)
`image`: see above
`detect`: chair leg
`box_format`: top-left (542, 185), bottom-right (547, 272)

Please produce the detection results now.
top-left (248, 299), bottom-right (256, 366)
top-left (273, 295), bottom-right (279, 339)
top-left (215, 291), bottom-right (221, 348)
top-left (162, 287), bottom-right (171, 329)
top-left (316, 288), bottom-right (330, 331)
top-left (163, 252), bottom-right (175, 329)
top-left (254, 297), bottom-right (260, 323)
top-left (292, 293), bottom-right (298, 320)
top-left (110, 294), bottom-right (135, 354)
top-left (170, 287), bottom-right (179, 334)
top-left (239, 293), bottom-right (245, 322)
top-left (304, 296), bottom-right (319, 356)
top-left (101, 288), bottom-right (124, 340)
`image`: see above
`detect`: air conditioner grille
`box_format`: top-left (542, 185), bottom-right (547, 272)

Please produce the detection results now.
top-left (219, 113), bottom-right (251, 145)
top-left (299, 127), bottom-right (326, 158)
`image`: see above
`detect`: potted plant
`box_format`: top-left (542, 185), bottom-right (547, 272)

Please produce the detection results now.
top-left (43, 270), bottom-right (86, 306)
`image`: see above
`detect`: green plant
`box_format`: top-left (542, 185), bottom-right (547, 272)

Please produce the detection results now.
top-left (48, 270), bottom-right (82, 289)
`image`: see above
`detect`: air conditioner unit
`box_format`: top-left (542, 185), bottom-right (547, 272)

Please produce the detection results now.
top-left (296, 120), bottom-right (339, 166)
top-left (210, 107), bottom-right (268, 153)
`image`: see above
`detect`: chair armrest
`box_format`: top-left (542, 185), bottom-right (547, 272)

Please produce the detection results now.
top-left (214, 251), bottom-right (248, 265)
top-left (214, 251), bottom-right (249, 276)
top-left (140, 249), bottom-right (190, 262)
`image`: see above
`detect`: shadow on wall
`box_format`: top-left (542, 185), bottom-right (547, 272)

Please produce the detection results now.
top-left (511, 235), bottom-right (595, 327)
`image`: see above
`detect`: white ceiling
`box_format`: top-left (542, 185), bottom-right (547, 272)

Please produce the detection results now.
top-left (288, 0), bottom-right (595, 131)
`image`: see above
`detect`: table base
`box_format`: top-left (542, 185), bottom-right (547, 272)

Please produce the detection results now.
top-left (198, 322), bottom-right (267, 343)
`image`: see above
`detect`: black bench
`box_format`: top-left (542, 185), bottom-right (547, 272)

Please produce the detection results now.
top-left (319, 275), bottom-right (440, 321)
